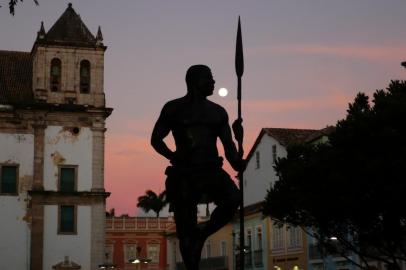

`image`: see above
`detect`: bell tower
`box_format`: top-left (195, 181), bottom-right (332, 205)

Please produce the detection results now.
top-left (32, 3), bottom-right (106, 107)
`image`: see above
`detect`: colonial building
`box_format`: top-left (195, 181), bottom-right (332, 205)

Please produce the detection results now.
top-left (105, 215), bottom-right (176, 270)
top-left (238, 128), bottom-right (319, 270)
top-left (0, 3), bottom-right (112, 269)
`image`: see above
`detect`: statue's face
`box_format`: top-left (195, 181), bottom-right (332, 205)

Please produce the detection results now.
top-left (196, 69), bottom-right (215, 97)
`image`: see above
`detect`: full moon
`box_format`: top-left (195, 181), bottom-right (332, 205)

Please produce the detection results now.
top-left (218, 88), bottom-right (228, 97)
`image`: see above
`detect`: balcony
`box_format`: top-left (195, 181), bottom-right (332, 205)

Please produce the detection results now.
top-left (309, 244), bottom-right (350, 260)
top-left (253, 250), bottom-right (263, 267)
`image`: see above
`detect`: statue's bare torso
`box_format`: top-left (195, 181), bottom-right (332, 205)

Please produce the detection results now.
top-left (162, 97), bottom-right (227, 166)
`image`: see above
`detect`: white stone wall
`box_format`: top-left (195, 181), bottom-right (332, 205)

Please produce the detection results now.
top-left (43, 205), bottom-right (92, 270)
top-left (243, 134), bottom-right (287, 206)
top-left (32, 46), bottom-right (105, 107)
top-left (43, 126), bottom-right (93, 191)
top-left (0, 133), bottom-right (34, 269)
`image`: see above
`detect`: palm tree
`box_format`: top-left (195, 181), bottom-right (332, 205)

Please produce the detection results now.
top-left (137, 190), bottom-right (167, 217)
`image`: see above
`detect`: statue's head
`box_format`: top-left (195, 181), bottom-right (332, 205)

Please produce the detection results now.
top-left (186, 65), bottom-right (215, 96)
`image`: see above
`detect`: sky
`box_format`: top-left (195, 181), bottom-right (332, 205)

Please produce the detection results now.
top-left (1, 0), bottom-right (406, 215)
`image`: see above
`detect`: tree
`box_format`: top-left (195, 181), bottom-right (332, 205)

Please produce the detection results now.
top-left (263, 80), bottom-right (406, 269)
top-left (1, 0), bottom-right (38, 15)
top-left (137, 190), bottom-right (167, 218)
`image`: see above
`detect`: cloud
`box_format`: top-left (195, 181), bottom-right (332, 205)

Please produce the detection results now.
top-left (253, 43), bottom-right (406, 63)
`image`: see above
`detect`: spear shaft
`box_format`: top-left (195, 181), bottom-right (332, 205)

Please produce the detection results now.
top-left (235, 16), bottom-right (245, 270)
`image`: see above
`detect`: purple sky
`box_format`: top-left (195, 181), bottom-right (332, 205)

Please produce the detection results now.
top-left (1, 0), bottom-right (406, 215)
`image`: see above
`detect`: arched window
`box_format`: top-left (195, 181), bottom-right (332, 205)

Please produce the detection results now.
top-left (50, 58), bottom-right (61, 92)
top-left (80, 60), bottom-right (91, 93)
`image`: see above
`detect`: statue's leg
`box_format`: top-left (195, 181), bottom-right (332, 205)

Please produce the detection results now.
top-left (173, 178), bottom-right (202, 270)
top-left (199, 170), bottom-right (240, 240)
top-left (175, 204), bottom-right (201, 270)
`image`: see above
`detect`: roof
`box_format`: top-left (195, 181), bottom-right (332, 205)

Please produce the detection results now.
top-left (305, 126), bottom-right (335, 143)
top-left (245, 128), bottom-right (318, 162)
top-left (0, 50), bottom-right (33, 104)
top-left (264, 128), bottom-right (318, 146)
top-left (35, 3), bottom-right (103, 49)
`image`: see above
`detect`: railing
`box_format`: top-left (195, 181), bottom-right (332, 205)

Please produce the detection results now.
top-left (253, 250), bottom-right (263, 267)
top-left (176, 256), bottom-right (228, 270)
top-left (235, 252), bottom-right (252, 269)
top-left (106, 216), bottom-right (175, 231)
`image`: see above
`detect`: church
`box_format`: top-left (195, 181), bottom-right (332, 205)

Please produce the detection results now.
top-left (0, 3), bottom-right (112, 269)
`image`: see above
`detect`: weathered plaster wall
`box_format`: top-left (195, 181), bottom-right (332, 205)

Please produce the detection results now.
top-left (43, 126), bottom-right (93, 191)
top-left (0, 133), bottom-right (34, 269)
top-left (43, 205), bottom-right (91, 269)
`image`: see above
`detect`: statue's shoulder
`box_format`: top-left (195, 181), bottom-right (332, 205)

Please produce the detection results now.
top-left (206, 100), bottom-right (228, 115)
top-left (162, 97), bottom-right (187, 113)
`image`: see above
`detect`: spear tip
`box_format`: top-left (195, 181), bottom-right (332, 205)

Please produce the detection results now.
top-left (235, 16), bottom-right (244, 77)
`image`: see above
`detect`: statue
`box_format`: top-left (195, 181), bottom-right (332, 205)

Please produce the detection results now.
top-left (151, 65), bottom-right (245, 270)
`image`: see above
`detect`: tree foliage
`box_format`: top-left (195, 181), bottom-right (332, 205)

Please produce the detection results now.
top-left (137, 190), bottom-right (167, 218)
top-left (263, 80), bottom-right (406, 269)
top-left (1, 0), bottom-right (38, 15)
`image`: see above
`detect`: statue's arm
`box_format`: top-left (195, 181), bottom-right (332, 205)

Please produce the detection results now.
top-left (151, 104), bottom-right (175, 161)
top-left (219, 109), bottom-right (244, 172)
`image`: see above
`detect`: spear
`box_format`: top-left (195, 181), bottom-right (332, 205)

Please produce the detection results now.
top-left (235, 16), bottom-right (245, 270)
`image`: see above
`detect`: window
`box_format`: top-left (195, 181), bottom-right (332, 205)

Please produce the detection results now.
top-left (220, 240), bottom-right (227, 256)
top-left (80, 60), bottom-right (91, 93)
top-left (272, 144), bottom-right (277, 164)
top-left (288, 226), bottom-right (302, 248)
top-left (246, 229), bottom-right (252, 251)
top-left (59, 205), bottom-right (76, 234)
top-left (256, 226), bottom-right (263, 250)
top-left (50, 58), bottom-right (62, 92)
top-left (59, 166), bottom-right (77, 192)
top-left (255, 151), bottom-right (260, 169)
top-left (147, 243), bottom-right (160, 263)
top-left (124, 243), bottom-right (137, 262)
top-left (271, 223), bottom-right (284, 250)
top-left (206, 240), bottom-right (211, 258)
top-left (0, 164), bottom-right (18, 194)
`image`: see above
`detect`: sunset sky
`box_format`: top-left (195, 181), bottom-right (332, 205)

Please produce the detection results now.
top-left (1, 0), bottom-right (406, 215)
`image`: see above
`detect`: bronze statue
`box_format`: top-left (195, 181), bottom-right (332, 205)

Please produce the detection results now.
top-left (151, 65), bottom-right (245, 270)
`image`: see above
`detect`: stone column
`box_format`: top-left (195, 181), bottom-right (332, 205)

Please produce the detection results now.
top-left (31, 123), bottom-right (46, 269)
top-left (91, 202), bottom-right (106, 269)
top-left (31, 202), bottom-right (44, 270)
top-left (91, 126), bottom-right (106, 192)
top-left (33, 123), bottom-right (46, 190)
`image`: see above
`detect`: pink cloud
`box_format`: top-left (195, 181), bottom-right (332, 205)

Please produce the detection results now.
top-left (253, 44), bottom-right (406, 62)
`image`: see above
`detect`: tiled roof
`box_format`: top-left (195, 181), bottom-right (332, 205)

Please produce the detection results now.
top-left (36, 3), bottom-right (98, 48)
top-left (0, 50), bottom-right (33, 104)
top-left (264, 128), bottom-right (318, 146)
top-left (245, 128), bottom-right (318, 162)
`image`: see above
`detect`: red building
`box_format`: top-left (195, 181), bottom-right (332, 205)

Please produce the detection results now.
top-left (105, 215), bottom-right (175, 270)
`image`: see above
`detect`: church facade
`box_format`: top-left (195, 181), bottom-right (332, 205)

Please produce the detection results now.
top-left (0, 4), bottom-right (112, 269)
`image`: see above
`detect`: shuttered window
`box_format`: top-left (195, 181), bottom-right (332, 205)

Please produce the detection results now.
top-left (59, 205), bottom-right (76, 234)
top-left (59, 166), bottom-right (77, 192)
top-left (0, 165), bottom-right (18, 194)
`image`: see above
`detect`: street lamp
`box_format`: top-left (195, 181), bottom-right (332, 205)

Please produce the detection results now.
top-left (98, 264), bottom-right (116, 269)
top-left (99, 252), bottom-right (116, 269)
top-left (129, 257), bottom-right (152, 270)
